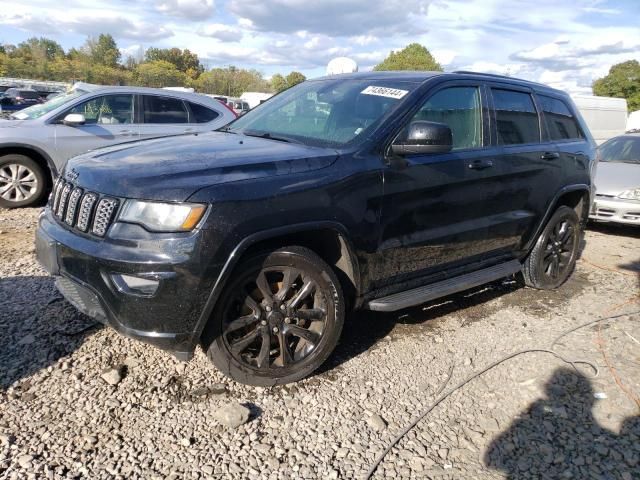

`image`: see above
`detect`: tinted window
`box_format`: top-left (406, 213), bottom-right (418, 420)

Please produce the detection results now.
top-left (539, 95), bottom-right (584, 141)
top-left (67, 95), bottom-right (134, 125)
top-left (413, 86), bottom-right (482, 150)
top-left (188, 102), bottom-right (219, 123)
top-left (492, 89), bottom-right (540, 145)
top-left (19, 90), bottom-right (41, 99)
top-left (143, 96), bottom-right (188, 124)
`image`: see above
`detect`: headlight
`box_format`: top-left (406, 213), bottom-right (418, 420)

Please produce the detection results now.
top-left (119, 200), bottom-right (207, 232)
top-left (618, 188), bottom-right (640, 201)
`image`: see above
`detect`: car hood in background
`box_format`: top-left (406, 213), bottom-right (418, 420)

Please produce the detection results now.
top-left (63, 132), bottom-right (339, 202)
top-left (595, 161), bottom-right (640, 196)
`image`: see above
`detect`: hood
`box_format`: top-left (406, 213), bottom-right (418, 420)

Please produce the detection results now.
top-left (595, 161), bottom-right (640, 196)
top-left (0, 118), bottom-right (26, 128)
top-left (64, 131), bottom-right (339, 201)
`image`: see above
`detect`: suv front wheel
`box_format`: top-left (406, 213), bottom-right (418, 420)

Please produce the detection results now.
top-left (522, 205), bottom-right (581, 289)
top-left (0, 154), bottom-right (47, 208)
top-left (203, 246), bottom-right (345, 386)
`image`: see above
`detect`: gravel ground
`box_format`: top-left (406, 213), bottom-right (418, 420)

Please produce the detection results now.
top-left (1, 207), bottom-right (639, 480)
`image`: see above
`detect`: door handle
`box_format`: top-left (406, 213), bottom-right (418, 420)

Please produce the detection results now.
top-left (541, 152), bottom-right (560, 160)
top-left (468, 159), bottom-right (494, 170)
top-left (119, 130), bottom-right (133, 136)
top-left (184, 128), bottom-right (195, 133)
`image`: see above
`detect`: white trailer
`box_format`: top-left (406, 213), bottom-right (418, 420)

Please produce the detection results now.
top-left (571, 95), bottom-right (628, 144)
top-left (240, 92), bottom-right (273, 109)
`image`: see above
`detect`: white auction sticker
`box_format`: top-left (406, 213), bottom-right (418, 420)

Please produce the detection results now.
top-left (361, 85), bottom-right (409, 99)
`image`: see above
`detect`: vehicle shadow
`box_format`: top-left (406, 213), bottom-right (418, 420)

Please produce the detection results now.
top-left (587, 221), bottom-right (640, 239)
top-left (484, 367), bottom-right (640, 479)
top-left (0, 275), bottom-right (100, 391)
top-left (317, 276), bottom-right (524, 375)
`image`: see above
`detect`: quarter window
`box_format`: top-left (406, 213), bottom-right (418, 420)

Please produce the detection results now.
top-left (538, 95), bottom-right (584, 141)
top-left (66, 95), bottom-right (134, 125)
top-left (143, 96), bottom-right (188, 124)
top-left (492, 89), bottom-right (540, 145)
top-left (188, 102), bottom-right (220, 123)
top-left (412, 87), bottom-right (482, 150)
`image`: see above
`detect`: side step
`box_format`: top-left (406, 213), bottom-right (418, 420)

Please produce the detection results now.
top-left (367, 260), bottom-right (522, 312)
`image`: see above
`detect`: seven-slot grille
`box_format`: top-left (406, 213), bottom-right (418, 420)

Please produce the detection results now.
top-left (51, 177), bottom-right (119, 237)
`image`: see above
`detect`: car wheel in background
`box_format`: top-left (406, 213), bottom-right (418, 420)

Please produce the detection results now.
top-left (0, 154), bottom-right (47, 208)
top-left (203, 246), bottom-right (345, 386)
top-left (522, 206), bottom-right (581, 289)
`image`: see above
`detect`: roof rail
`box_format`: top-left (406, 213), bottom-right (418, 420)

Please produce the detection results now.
top-left (452, 70), bottom-right (547, 87)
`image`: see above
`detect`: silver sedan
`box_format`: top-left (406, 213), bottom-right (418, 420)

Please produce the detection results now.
top-left (590, 133), bottom-right (640, 225)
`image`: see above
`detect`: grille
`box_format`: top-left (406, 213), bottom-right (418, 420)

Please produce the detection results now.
top-left (51, 178), bottom-right (119, 237)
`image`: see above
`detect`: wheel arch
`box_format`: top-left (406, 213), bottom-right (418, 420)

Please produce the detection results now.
top-left (524, 184), bottom-right (591, 255)
top-left (192, 221), bottom-right (361, 342)
top-left (0, 144), bottom-right (56, 189)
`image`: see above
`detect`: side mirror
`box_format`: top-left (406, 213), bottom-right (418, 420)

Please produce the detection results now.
top-left (63, 113), bottom-right (86, 126)
top-left (392, 121), bottom-right (453, 155)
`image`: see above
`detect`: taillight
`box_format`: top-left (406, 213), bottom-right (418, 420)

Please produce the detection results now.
top-left (218, 100), bottom-right (238, 118)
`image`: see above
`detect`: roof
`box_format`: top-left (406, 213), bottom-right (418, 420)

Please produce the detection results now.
top-left (73, 85), bottom-right (221, 103)
top-left (310, 70), bottom-right (568, 95)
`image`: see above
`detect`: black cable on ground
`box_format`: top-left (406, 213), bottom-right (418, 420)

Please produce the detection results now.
top-left (365, 309), bottom-right (640, 479)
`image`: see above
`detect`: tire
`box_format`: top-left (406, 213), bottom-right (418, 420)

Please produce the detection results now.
top-left (203, 246), bottom-right (345, 386)
top-left (522, 206), bottom-right (581, 289)
top-left (0, 154), bottom-right (48, 208)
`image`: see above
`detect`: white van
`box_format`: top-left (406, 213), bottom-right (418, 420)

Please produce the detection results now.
top-left (571, 95), bottom-right (628, 144)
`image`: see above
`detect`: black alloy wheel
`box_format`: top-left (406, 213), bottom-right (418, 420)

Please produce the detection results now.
top-left (523, 205), bottom-right (581, 289)
top-left (204, 246), bottom-right (344, 386)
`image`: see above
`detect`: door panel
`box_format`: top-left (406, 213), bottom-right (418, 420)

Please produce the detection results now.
top-left (54, 94), bottom-right (139, 161)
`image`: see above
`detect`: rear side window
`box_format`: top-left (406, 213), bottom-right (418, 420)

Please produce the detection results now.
top-left (188, 102), bottom-right (220, 123)
top-left (492, 89), bottom-right (540, 145)
top-left (19, 90), bottom-right (41, 99)
top-left (412, 86), bottom-right (482, 151)
top-left (538, 95), bottom-right (584, 141)
top-left (143, 95), bottom-right (188, 124)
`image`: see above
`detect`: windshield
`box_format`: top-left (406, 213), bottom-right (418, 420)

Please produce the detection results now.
top-left (11, 91), bottom-right (84, 120)
top-left (225, 79), bottom-right (416, 147)
top-left (599, 136), bottom-right (640, 164)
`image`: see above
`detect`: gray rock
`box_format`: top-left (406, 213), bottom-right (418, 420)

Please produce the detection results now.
top-left (101, 367), bottom-right (123, 386)
top-left (17, 454), bottom-right (33, 468)
top-left (18, 334), bottom-right (35, 345)
top-left (366, 414), bottom-right (387, 432)
top-left (212, 402), bottom-right (250, 428)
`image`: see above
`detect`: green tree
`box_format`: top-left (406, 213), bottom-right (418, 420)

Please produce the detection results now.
top-left (133, 60), bottom-right (186, 88)
top-left (195, 66), bottom-right (270, 96)
top-left (285, 71), bottom-right (306, 88)
top-left (144, 47), bottom-right (203, 75)
top-left (593, 60), bottom-right (640, 111)
top-left (270, 73), bottom-right (288, 93)
top-left (373, 43), bottom-right (442, 72)
top-left (84, 34), bottom-right (121, 68)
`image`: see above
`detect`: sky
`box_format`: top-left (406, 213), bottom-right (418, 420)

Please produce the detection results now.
top-left (0, 0), bottom-right (639, 94)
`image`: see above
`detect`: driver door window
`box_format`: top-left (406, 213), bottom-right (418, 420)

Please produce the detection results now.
top-left (66, 95), bottom-right (134, 125)
top-left (412, 87), bottom-right (482, 150)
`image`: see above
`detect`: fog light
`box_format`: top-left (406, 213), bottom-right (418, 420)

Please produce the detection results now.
top-left (110, 273), bottom-right (160, 296)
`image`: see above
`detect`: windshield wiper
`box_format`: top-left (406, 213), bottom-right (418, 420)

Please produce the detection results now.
top-left (218, 126), bottom-right (237, 134)
top-left (242, 130), bottom-right (300, 144)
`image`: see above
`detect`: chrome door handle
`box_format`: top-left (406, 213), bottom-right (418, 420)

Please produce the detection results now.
top-left (468, 159), bottom-right (494, 170)
top-left (119, 130), bottom-right (133, 136)
top-left (541, 152), bottom-right (560, 160)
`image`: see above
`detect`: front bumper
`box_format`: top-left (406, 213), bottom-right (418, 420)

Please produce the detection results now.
top-left (589, 196), bottom-right (640, 225)
top-left (36, 207), bottom-right (222, 360)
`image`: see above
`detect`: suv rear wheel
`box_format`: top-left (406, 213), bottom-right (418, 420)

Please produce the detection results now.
top-left (522, 206), bottom-right (581, 289)
top-left (203, 246), bottom-right (345, 386)
top-left (0, 154), bottom-right (47, 208)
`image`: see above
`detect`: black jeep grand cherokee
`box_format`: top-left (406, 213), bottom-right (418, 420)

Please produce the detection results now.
top-left (36, 72), bottom-right (596, 385)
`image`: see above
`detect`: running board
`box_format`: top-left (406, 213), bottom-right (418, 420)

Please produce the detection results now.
top-left (367, 260), bottom-right (522, 312)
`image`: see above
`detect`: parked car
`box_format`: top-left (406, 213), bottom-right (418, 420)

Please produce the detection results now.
top-left (0, 88), bottom-right (42, 113)
top-left (228, 99), bottom-right (251, 116)
top-left (590, 133), bottom-right (640, 225)
top-left (0, 86), bottom-right (236, 208)
top-left (36, 71), bottom-right (596, 385)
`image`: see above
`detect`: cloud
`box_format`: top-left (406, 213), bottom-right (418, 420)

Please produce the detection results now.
top-left (228, 0), bottom-right (432, 37)
top-left (156, 0), bottom-right (215, 20)
top-left (198, 24), bottom-right (242, 42)
top-left (0, 13), bottom-right (174, 41)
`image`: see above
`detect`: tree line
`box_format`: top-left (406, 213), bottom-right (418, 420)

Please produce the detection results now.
top-left (0, 34), bottom-right (307, 96)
